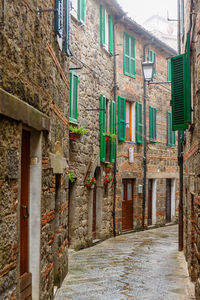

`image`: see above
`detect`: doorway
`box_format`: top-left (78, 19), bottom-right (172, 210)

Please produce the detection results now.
top-left (20, 130), bottom-right (32, 298)
top-left (166, 179), bottom-right (172, 223)
top-left (122, 179), bottom-right (135, 231)
top-left (148, 179), bottom-right (153, 225)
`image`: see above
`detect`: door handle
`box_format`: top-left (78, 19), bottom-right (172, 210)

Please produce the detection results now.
top-left (21, 205), bottom-right (29, 219)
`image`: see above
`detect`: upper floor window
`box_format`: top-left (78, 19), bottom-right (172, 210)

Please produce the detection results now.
top-left (123, 33), bottom-right (136, 78)
top-left (148, 49), bottom-right (156, 77)
top-left (167, 112), bottom-right (176, 147)
top-left (125, 102), bottom-right (136, 142)
top-left (69, 72), bottom-right (79, 123)
top-left (149, 106), bottom-right (157, 142)
top-left (100, 6), bottom-right (113, 55)
top-left (71, 0), bottom-right (86, 23)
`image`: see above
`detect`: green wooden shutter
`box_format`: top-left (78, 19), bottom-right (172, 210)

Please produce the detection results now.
top-left (136, 102), bottom-right (143, 143)
top-left (149, 106), bottom-right (156, 141)
top-left (100, 95), bottom-right (106, 162)
top-left (186, 32), bottom-right (191, 123)
top-left (109, 15), bottom-right (113, 55)
top-left (110, 100), bottom-right (116, 162)
top-left (153, 51), bottom-right (156, 76)
top-left (124, 33), bottom-right (129, 75)
top-left (118, 96), bottom-right (125, 141)
top-left (171, 53), bottom-right (187, 130)
top-left (64, 0), bottom-right (71, 56)
top-left (124, 33), bottom-right (136, 78)
top-left (167, 59), bottom-right (171, 82)
top-left (148, 49), bottom-right (156, 76)
top-left (100, 6), bottom-right (105, 46)
top-left (167, 112), bottom-right (170, 146)
top-left (55, 0), bottom-right (63, 37)
top-left (69, 72), bottom-right (79, 123)
top-left (78, 0), bottom-right (85, 23)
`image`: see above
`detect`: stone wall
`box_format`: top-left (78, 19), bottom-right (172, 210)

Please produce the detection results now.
top-left (115, 22), bottom-right (179, 234)
top-left (68, 0), bottom-right (115, 249)
top-left (0, 0), bottom-right (69, 299)
top-left (182, 0), bottom-right (200, 298)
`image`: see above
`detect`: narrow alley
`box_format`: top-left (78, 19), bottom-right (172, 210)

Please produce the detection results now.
top-left (55, 225), bottom-right (195, 300)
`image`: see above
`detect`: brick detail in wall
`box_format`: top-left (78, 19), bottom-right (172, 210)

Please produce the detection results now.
top-left (42, 210), bottom-right (55, 226)
top-left (183, 144), bottom-right (198, 161)
top-left (57, 238), bottom-right (68, 256)
top-left (47, 43), bottom-right (69, 89)
top-left (58, 200), bottom-right (69, 214)
top-left (43, 263), bottom-right (53, 279)
top-left (0, 262), bottom-right (16, 278)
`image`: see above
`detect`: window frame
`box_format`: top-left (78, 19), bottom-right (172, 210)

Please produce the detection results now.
top-left (69, 71), bottom-right (79, 124)
top-left (100, 5), bottom-right (113, 55)
top-left (125, 102), bottom-right (136, 142)
top-left (123, 32), bottom-right (136, 78)
top-left (148, 49), bottom-right (156, 77)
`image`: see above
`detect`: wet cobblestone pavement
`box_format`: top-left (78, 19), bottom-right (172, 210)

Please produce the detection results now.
top-left (55, 225), bottom-right (195, 300)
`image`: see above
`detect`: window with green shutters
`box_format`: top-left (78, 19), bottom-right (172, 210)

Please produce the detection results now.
top-left (148, 49), bottom-right (156, 77)
top-left (171, 33), bottom-right (191, 131)
top-left (167, 59), bottom-right (171, 82)
top-left (118, 96), bottom-right (126, 141)
top-left (64, 0), bottom-right (71, 55)
top-left (123, 33), bottom-right (136, 78)
top-left (149, 106), bottom-right (157, 142)
top-left (78, 0), bottom-right (85, 23)
top-left (110, 100), bottom-right (116, 162)
top-left (136, 102), bottom-right (143, 143)
top-left (55, 0), bottom-right (63, 38)
top-left (100, 5), bottom-right (113, 55)
top-left (69, 72), bottom-right (79, 123)
top-left (100, 95), bottom-right (106, 162)
top-left (167, 112), bottom-right (176, 146)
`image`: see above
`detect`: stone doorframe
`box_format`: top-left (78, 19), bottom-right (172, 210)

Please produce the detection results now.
top-left (88, 163), bottom-right (103, 241)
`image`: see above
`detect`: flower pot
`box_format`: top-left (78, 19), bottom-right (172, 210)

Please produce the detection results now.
top-left (69, 132), bottom-right (81, 141)
top-left (86, 183), bottom-right (93, 188)
top-left (105, 167), bottom-right (111, 174)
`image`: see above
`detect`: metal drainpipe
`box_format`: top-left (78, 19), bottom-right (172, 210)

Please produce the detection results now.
top-left (113, 21), bottom-right (117, 237)
top-left (177, 0), bottom-right (183, 251)
top-left (142, 44), bottom-right (147, 229)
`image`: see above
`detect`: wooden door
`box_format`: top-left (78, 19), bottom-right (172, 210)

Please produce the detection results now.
top-left (166, 179), bottom-right (171, 223)
top-left (148, 179), bottom-right (153, 225)
top-left (92, 186), bottom-right (96, 239)
top-left (122, 179), bottom-right (134, 231)
top-left (20, 130), bottom-right (32, 299)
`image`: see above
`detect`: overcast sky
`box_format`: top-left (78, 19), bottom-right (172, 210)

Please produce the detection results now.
top-left (117, 0), bottom-right (177, 25)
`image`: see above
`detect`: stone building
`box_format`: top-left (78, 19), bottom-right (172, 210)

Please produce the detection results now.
top-left (0, 0), bottom-right (70, 299)
top-left (173, 0), bottom-right (200, 298)
top-left (114, 13), bottom-right (178, 233)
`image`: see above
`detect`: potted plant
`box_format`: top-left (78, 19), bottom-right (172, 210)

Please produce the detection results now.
top-left (69, 125), bottom-right (88, 141)
top-left (105, 164), bottom-right (113, 174)
top-left (105, 132), bottom-right (116, 142)
top-left (104, 175), bottom-right (113, 186)
top-left (68, 171), bottom-right (76, 183)
top-left (86, 176), bottom-right (96, 188)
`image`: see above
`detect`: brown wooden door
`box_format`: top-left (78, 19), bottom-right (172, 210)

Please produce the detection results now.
top-left (92, 186), bottom-right (96, 239)
top-left (166, 179), bottom-right (171, 223)
top-left (122, 179), bottom-right (134, 231)
top-left (20, 130), bottom-right (30, 275)
top-left (148, 179), bottom-right (153, 225)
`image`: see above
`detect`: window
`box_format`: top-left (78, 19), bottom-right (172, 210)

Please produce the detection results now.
top-left (71, 0), bottom-right (86, 23)
top-left (125, 102), bottom-right (136, 142)
top-left (167, 112), bottom-right (176, 147)
top-left (100, 6), bottom-right (113, 54)
top-left (136, 102), bottom-right (143, 144)
top-left (100, 95), bottom-right (116, 162)
top-left (167, 59), bottom-right (171, 82)
top-left (69, 72), bottom-right (79, 123)
top-left (148, 49), bottom-right (156, 77)
top-left (64, 0), bottom-right (71, 55)
top-left (149, 106), bottom-right (157, 142)
top-left (171, 33), bottom-right (191, 131)
top-left (118, 96), bottom-right (126, 141)
top-left (123, 33), bottom-right (136, 78)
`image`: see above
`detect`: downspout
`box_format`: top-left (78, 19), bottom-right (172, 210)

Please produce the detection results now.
top-left (113, 21), bottom-right (117, 237)
top-left (142, 44), bottom-right (147, 229)
top-left (177, 0), bottom-right (183, 251)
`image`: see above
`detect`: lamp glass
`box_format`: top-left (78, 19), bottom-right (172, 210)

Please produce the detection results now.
top-left (142, 61), bottom-right (154, 82)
